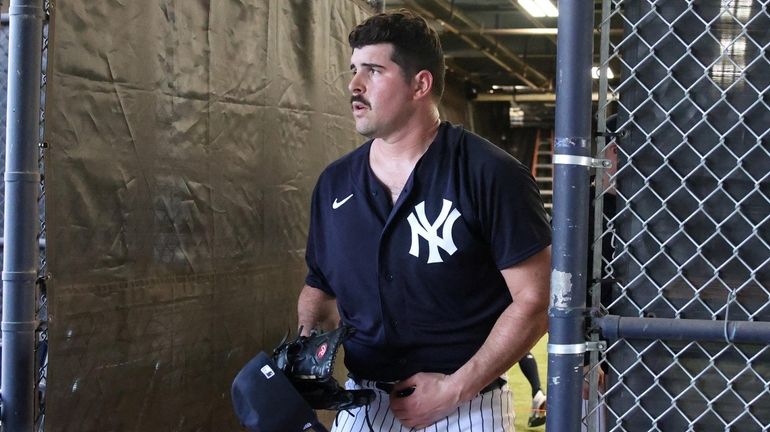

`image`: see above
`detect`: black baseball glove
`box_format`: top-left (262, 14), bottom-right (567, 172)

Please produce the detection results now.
top-left (272, 325), bottom-right (374, 411)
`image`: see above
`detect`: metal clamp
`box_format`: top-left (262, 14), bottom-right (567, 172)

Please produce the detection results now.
top-left (553, 154), bottom-right (612, 169)
top-left (585, 341), bottom-right (607, 352)
top-left (548, 343), bottom-right (586, 355)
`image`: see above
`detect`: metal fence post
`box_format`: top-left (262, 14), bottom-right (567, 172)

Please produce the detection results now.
top-left (2, 0), bottom-right (44, 430)
top-left (547, 1), bottom-right (595, 431)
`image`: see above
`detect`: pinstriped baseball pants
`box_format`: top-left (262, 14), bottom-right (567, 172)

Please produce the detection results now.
top-left (330, 379), bottom-right (514, 432)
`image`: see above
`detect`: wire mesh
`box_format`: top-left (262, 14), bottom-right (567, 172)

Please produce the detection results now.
top-left (35, 4), bottom-right (51, 430)
top-left (589, 0), bottom-right (770, 430)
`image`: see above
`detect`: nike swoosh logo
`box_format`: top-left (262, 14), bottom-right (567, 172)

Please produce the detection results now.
top-left (332, 193), bottom-right (354, 209)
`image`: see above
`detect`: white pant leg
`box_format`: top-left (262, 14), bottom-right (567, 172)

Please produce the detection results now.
top-left (581, 395), bottom-right (607, 432)
top-left (331, 378), bottom-right (515, 432)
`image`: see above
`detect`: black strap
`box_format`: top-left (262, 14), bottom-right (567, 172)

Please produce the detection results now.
top-left (480, 377), bottom-right (507, 394)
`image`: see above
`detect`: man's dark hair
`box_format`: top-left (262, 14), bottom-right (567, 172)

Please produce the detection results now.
top-left (349, 9), bottom-right (445, 100)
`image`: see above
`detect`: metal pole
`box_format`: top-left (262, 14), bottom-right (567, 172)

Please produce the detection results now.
top-left (547, 1), bottom-right (595, 431)
top-left (598, 315), bottom-right (770, 345)
top-left (2, 0), bottom-right (44, 430)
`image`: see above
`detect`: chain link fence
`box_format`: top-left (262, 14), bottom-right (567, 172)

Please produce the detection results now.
top-left (35, 4), bottom-right (50, 430)
top-left (588, 0), bottom-right (770, 430)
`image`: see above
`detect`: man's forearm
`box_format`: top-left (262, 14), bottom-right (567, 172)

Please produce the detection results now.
top-left (297, 284), bottom-right (339, 335)
top-left (389, 297), bottom-right (548, 429)
top-left (449, 300), bottom-right (548, 401)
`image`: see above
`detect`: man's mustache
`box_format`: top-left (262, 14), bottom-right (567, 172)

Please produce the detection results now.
top-left (350, 95), bottom-right (371, 108)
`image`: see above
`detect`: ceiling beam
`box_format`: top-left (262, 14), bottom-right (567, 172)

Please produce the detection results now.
top-left (401, 0), bottom-right (553, 90)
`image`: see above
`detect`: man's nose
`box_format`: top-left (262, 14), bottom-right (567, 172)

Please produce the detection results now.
top-left (348, 72), bottom-right (364, 94)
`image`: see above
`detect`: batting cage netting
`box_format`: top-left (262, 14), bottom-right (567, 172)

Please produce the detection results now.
top-left (587, 0), bottom-right (770, 430)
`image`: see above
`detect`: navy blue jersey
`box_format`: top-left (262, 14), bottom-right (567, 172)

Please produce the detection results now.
top-left (305, 122), bottom-right (551, 381)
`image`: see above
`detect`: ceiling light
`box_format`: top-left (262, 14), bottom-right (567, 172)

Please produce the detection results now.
top-left (492, 84), bottom-right (515, 92)
top-left (536, 0), bottom-right (559, 17)
top-left (518, 0), bottom-right (558, 18)
top-left (592, 66), bottom-right (615, 79)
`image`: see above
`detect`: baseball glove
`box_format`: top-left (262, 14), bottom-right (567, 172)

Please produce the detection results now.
top-left (272, 325), bottom-right (374, 411)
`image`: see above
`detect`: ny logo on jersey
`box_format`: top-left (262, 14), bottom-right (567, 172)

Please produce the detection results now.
top-left (407, 199), bottom-right (462, 264)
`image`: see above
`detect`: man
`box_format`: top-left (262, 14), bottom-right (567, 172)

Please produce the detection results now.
top-left (519, 352), bottom-right (547, 427)
top-left (298, 10), bottom-right (551, 431)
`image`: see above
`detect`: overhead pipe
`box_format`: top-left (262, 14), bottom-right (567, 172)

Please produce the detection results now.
top-left (463, 28), bottom-right (560, 36)
top-left (401, 0), bottom-right (552, 90)
top-left (426, 0), bottom-right (552, 88)
top-left (547, 1), bottom-right (595, 431)
top-left (477, 91), bottom-right (618, 103)
top-left (401, 0), bottom-right (527, 83)
top-left (503, 1), bottom-right (622, 43)
top-left (2, 0), bottom-right (45, 430)
top-left (457, 28), bottom-right (625, 36)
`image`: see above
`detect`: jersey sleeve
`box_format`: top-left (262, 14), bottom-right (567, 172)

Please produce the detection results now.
top-left (479, 156), bottom-right (552, 270)
top-left (304, 181), bottom-right (334, 295)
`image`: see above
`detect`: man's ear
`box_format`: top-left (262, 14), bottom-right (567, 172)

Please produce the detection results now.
top-left (413, 70), bottom-right (434, 100)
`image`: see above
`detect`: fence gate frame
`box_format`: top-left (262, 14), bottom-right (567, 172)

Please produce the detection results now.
top-left (550, 0), bottom-right (770, 431)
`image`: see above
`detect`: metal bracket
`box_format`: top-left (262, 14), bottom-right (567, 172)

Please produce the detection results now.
top-left (553, 154), bottom-right (612, 169)
top-left (585, 340), bottom-right (607, 352)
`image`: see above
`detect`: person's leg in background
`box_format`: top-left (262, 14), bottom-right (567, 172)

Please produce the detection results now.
top-left (519, 352), bottom-right (547, 427)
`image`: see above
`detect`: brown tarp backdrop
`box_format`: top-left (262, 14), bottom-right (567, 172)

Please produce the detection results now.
top-left (43, 1), bottom-right (374, 430)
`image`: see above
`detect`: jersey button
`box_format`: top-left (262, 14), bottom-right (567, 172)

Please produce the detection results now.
top-left (398, 358), bottom-right (407, 365)
top-left (386, 274), bottom-right (394, 281)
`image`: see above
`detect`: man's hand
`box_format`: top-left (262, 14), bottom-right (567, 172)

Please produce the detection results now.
top-left (388, 372), bottom-right (463, 429)
top-left (583, 366), bottom-right (606, 400)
